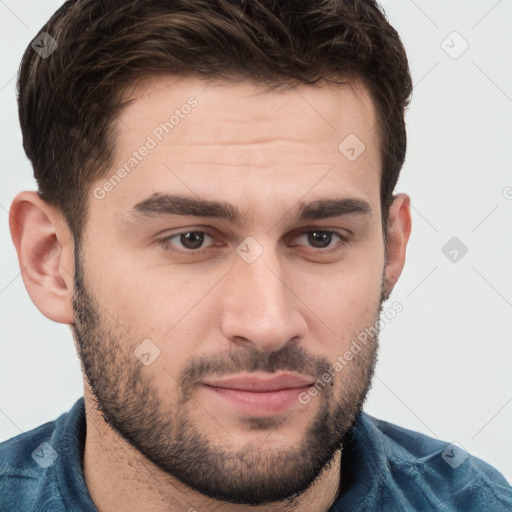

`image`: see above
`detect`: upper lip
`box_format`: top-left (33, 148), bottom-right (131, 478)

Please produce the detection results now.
top-left (203, 373), bottom-right (315, 392)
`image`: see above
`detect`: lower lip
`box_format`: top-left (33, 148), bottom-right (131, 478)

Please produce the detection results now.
top-left (202, 385), bottom-right (310, 416)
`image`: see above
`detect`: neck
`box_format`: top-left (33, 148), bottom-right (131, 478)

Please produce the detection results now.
top-left (82, 389), bottom-right (342, 512)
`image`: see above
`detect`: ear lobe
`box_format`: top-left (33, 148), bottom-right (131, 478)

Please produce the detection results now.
top-left (383, 193), bottom-right (412, 299)
top-left (9, 191), bottom-right (76, 324)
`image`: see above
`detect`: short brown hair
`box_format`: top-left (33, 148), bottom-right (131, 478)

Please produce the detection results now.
top-left (17, 0), bottom-right (412, 242)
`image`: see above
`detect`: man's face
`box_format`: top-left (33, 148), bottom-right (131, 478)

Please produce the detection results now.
top-left (72, 77), bottom-right (387, 504)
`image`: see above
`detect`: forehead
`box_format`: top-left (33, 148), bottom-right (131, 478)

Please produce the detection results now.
top-left (88, 75), bottom-right (382, 228)
top-left (119, 75), bottom-right (379, 154)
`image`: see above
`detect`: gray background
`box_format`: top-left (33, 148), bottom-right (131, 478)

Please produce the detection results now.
top-left (1, 0), bottom-right (511, 482)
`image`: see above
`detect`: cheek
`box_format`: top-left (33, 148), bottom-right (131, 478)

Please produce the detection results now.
top-left (299, 249), bottom-right (383, 318)
top-left (322, 283), bottom-right (381, 343)
top-left (91, 260), bottom-right (220, 364)
top-left (293, 260), bottom-right (383, 365)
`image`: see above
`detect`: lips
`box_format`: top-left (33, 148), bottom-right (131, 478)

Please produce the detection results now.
top-left (203, 373), bottom-right (314, 391)
top-left (201, 373), bottom-right (315, 416)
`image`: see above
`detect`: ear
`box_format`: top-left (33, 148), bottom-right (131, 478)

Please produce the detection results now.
top-left (383, 193), bottom-right (412, 299)
top-left (9, 191), bottom-right (76, 324)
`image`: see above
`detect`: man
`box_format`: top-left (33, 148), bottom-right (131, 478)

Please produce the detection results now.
top-left (1, 0), bottom-right (510, 510)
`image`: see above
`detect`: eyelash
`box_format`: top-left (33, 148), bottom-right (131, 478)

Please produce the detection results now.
top-left (157, 229), bottom-right (349, 254)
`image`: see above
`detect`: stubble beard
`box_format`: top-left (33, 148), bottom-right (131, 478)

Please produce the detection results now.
top-left (71, 251), bottom-right (383, 505)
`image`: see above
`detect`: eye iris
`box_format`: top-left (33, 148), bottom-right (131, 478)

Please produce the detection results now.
top-left (181, 232), bottom-right (205, 249)
top-left (308, 231), bottom-right (332, 248)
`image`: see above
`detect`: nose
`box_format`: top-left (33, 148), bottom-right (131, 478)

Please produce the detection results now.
top-left (219, 249), bottom-right (307, 352)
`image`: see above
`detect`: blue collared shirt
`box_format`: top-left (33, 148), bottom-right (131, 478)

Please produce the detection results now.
top-left (1, 398), bottom-right (511, 511)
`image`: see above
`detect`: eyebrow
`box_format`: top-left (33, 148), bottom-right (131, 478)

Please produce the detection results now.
top-left (127, 193), bottom-right (371, 224)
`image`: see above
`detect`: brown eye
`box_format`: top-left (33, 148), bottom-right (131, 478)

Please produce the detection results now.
top-left (307, 231), bottom-right (334, 249)
top-left (294, 230), bottom-right (347, 250)
top-left (159, 230), bottom-right (216, 252)
top-left (179, 232), bottom-right (206, 250)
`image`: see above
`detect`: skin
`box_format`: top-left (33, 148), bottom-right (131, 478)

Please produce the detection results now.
top-left (9, 76), bottom-right (411, 511)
